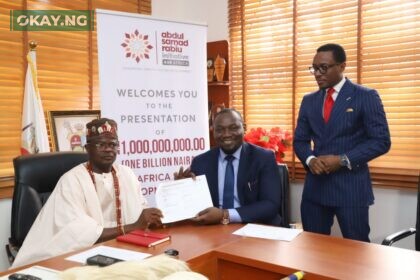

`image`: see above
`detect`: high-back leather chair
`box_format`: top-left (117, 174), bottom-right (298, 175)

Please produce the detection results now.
top-left (278, 163), bottom-right (290, 228)
top-left (6, 151), bottom-right (88, 263)
top-left (382, 176), bottom-right (419, 250)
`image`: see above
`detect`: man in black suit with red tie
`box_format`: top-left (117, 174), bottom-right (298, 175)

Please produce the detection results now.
top-left (294, 43), bottom-right (391, 241)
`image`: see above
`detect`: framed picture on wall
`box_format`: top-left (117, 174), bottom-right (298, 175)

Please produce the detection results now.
top-left (48, 110), bottom-right (101, 152)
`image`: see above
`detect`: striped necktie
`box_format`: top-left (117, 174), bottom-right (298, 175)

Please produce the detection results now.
top-left (222, 155), bottom-right (235, 209)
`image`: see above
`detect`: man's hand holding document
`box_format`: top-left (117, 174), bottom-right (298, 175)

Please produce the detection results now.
top-left (155, 175), bottom-right (213, 224)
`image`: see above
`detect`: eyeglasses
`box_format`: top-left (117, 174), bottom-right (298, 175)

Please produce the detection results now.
top-left (309, 63), bottom-right (339, 75)
top-left (89, 141), bottom-right (119, 151)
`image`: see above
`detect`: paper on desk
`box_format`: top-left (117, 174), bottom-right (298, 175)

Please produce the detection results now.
top-left (233, 223), bottom-right (303, 241)
top-left (65, 245), bottom-right (151, 264)
top-left (156, 175), bottom-right (213, 223)
top-left (0, 266), bottom-right (58, 280)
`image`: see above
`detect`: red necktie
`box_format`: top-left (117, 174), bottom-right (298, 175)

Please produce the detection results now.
top-left (324, 87), bottom-right (335, 123)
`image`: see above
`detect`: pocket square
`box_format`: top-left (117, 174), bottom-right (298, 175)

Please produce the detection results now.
top-left (346, 108), bottom-right (354, 112)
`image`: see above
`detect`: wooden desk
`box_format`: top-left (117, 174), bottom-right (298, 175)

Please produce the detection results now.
top-left (2, 223), bottom-right (420, 279)
top-left (212, 232), bottom-right (420, 279)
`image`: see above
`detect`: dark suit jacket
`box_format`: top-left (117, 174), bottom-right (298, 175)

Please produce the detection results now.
top-left (294, 78), bottom-right (391, 207)
top-left (190, 142), bottom-right (282, 225)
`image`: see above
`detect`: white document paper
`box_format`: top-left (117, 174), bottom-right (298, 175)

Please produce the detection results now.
top-left (65, 245), bottom-right (151, 264)
top-left (0, 266), bottom-right (58, 280)
top-left (233, 223), bottom-right (303, 241)
top-left (156, 175), bottom-right (214, 223)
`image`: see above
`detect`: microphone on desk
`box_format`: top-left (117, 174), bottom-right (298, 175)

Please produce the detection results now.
top-left (280, 271), bottom-right (305, 280)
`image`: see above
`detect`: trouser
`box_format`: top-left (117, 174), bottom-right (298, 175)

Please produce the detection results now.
top-left (301, 199), bottom-right (370, 242)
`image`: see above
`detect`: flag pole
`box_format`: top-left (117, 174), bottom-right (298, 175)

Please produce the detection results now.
top-left (29, 40), bottom-right (37, 50)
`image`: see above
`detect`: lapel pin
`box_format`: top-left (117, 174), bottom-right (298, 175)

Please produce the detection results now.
top-left (346, 97), bottom-right (351, 101)
top-left (346, 108), bottom-right (354, 112)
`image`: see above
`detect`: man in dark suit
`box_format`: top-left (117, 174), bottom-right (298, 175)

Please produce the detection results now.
top-left (294, 43), bottom-right (391, 242)
top-left (176, 108), bottom-right (281, 226)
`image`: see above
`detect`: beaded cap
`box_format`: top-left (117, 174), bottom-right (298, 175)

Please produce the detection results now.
top-left (86, 118), bottom-right (118, 139)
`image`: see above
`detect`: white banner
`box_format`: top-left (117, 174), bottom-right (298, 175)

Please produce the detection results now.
top-left (96, 10), bottom-right (209, 205)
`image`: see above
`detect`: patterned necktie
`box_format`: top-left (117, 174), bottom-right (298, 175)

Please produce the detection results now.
top-left (222, 155), bottom-right (235, 209)
top-left (324, 87), bottom-right (335, 123)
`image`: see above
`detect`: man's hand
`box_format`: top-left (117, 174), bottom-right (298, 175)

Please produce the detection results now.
top-left (191, 207), bottom-right (223, 225)
top-left (317, 155), bottom-right (341, 174)
top-left (174, 166), bottom-right (196, 180)
top-left (308, 157), bottom-right (329, 175)
top-left (136, 207), bottom-right (163, 229)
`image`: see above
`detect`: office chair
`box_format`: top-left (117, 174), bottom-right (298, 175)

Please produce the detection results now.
top-left (382, 177), bottom-right (419, 251)
top-left (278, 163), bottom-right (290, 228)
top-left (6, 151), bottom-right (88, 264)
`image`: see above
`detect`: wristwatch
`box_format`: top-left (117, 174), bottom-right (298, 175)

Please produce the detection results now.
top-left (221, 209), bottom-right (230, 225)
top-left (339, 154), bottom-right (351, 169)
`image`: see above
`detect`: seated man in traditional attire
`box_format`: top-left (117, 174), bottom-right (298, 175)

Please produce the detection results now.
top-left (12, 118), bottom-right (162, 268)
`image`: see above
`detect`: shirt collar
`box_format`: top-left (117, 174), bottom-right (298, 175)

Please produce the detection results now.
top-left (331, 76), bottom-right (346, 94)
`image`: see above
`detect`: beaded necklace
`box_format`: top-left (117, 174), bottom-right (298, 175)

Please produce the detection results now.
top-left (86, 162), bottom-right (124, 235)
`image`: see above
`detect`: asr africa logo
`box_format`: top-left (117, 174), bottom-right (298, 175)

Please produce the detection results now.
top-left (121, 29), bottom-right (153, 63)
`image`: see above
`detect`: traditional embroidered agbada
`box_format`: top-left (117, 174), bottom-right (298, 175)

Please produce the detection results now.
top-left (12, 163), bottom-right (147, 268)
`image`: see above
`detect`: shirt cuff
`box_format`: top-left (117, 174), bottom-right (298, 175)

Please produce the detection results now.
top-left (228, 209), bottom-right (242, 223)
top-left (305, 155), bottom-right (316, 166)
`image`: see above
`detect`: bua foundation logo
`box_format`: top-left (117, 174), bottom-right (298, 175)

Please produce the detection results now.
top-left (121, 29), bottom-right (153, 63)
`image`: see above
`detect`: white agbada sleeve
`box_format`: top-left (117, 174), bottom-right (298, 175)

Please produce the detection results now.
top-left (12, 163), bottom-right (147, 268)
top-left (116, 164), bottom-right (149, 225)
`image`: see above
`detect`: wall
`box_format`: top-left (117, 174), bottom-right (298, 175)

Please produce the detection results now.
top-left (0, 0), bottom-right (417, 272)
top-left (152, 0), bottom-right (228, 41)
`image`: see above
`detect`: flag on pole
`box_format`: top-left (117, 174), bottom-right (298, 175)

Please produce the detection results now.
top-left (21, 46), bottom-right (50, 155)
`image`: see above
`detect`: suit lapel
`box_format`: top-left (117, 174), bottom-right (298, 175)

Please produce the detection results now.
top-left (315, 89), bottom-right (327, 128)
top-left (237, 143), bottom-right (250, 204)
top-left (307, 89), bottom-right (327, 142)
top-left (207, 149), bottom-right (220, 206)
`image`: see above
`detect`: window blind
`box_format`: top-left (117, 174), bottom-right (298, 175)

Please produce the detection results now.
top-left (360, 0), bottom-right (420, 188)
top-left (0, 1), bottom-right (24, 178)
top-left (229, 0), bottom-right (295, 164)
top-left (229, 0), bottom-right (420, 188)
